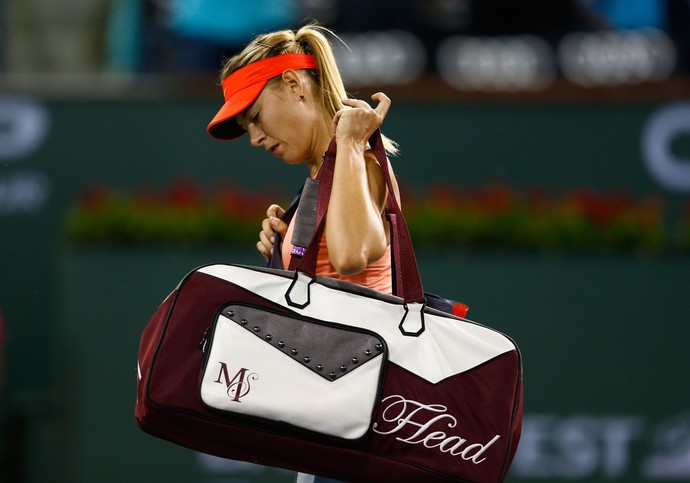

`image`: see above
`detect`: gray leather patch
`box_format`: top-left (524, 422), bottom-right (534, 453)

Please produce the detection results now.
top-left (291, 178), bottom-right (319, 248)
top-left (220, 304), bottom-right (385, 381)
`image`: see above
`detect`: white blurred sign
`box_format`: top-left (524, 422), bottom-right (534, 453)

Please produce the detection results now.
top-left (437, 35), bottom-right (556, 91)
top-left (334, 30), bottom-right (427, 86)
top-left (0, 171), bottom-right (50, 214)
top-left (559, 29), bottom-right (676, 87)
top-left (512, 412), bottom-right (690, 480)
top-left (0, 96), bottom-right (51, 214)
top-left (0, 96), bottom-right (49, 161)
top-left (642, 102), bottom-right (690, 193)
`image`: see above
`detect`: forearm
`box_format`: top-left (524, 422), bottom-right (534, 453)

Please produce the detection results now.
top-left (326, 140), bottom-right (388, 275)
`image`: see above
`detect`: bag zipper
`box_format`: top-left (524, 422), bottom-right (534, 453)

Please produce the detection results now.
top-left (199, 327), bottom-right (210, 353)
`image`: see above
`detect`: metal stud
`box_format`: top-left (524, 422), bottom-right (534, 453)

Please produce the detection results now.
top-left (340, 365), bottom-right (347, 372)
top-left (316, 364), bottom-right (323, 371)
top-left (291, 349), bottom-right (299, 356)
top-left (329, 372), bottom-right (337, 380)
top-left (253, 326), bottom-right (260, 332)
top-left (375, 343), bottom-right (383, 351)
top-left (303, 357), bottom-right (311, 363)
top-left (364, 349), bottom-right (372, 356)
top-left (241, 319), bottom-right (248, 325)
top-left (352, 357), bottom-right (359, 364)
top-left (265, 334), bottom-right (273, 341)
top-left (278, 341), bottom-right (285, 348)
top-left (228, 310), bottom-right (235, 317)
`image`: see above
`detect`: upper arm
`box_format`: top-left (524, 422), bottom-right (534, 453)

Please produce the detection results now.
top-left (325, 148), bottom-right (400, 275)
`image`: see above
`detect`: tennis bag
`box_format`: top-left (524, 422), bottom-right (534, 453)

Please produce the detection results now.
top-left (135, 132), bottom-right (523, 483)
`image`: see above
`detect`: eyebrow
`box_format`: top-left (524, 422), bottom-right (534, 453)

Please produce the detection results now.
top-left (236, 111), bottom-right (249, 129)
top-left (237, 102), bottom-right (259, 129)
top-left (236, 109), bottom-right (253, 129)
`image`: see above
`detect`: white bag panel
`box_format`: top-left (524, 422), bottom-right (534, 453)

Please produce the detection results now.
top-left (200, 315), bottom-right (383, 440)
top-left (198, 265), bottom-right (516, 384)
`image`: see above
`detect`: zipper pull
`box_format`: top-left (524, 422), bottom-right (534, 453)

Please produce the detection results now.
top-left (199, 327), bottom-right (210, 353)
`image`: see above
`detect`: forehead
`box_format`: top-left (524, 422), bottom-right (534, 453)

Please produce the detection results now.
top-left (235, 92), bottom-right (263, 127)
top-left (236, 81), bottom-right (286, 124)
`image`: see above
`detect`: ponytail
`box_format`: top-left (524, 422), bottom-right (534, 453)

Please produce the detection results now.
top-left (220, 24), bottom-right (399, 156)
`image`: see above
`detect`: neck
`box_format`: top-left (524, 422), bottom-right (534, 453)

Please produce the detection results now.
top-left (306, 123), bottom-right (333, 178)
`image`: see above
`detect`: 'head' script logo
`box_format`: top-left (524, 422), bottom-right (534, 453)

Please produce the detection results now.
top-left (373, 394), bottom-right (501, 464)
top-left (213, 361), bottom-right (259, 403)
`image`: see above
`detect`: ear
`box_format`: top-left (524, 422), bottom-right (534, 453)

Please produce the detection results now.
top-left (281, 69), bottom-right (305, 99)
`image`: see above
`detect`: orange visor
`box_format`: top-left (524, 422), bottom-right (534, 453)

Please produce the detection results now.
top-left (207, 53), bottom-right (318, 140)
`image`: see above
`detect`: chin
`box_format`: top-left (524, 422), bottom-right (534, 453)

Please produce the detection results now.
top-left (282, 155), bottom-right (302, 166)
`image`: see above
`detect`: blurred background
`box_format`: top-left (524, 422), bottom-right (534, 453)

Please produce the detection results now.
top-left (1, 0), bottom-right (690, 482)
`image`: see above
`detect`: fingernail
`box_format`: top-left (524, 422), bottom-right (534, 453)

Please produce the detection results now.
top-left (270, 236), bottom-right (274, 244)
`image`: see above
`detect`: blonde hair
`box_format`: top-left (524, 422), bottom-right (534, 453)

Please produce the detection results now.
top-left (220, 24), bottom-right (399, 156)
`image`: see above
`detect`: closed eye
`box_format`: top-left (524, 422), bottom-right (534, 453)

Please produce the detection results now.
top-left (236, 109), bottom-right (259, 130)
top-left (236, 112), bottom-right (249, 130)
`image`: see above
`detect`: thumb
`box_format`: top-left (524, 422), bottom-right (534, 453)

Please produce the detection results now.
top-left (331, 110), bottom-right (342, 134)
top-left (266, 204), bottom-right (285, 219)
top-left (269, 215), bottom-right (288, 238)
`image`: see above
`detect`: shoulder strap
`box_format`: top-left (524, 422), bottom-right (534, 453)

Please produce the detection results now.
top-left (267, 184), bottom-right (303, 269)
top-left (293, 131), bottom-right (426, 304)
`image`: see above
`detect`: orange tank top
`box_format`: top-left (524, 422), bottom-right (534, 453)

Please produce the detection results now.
top-left (282, 218), bottom-right (393, 294)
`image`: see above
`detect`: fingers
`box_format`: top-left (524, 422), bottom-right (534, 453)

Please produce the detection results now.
top-left (333, 93), bottom-right (392, 140)
top-left (371, 92), bottom-right (391, 118)
top-left (265, 203), bottom-right (287, 238)
top-left (268, 215), bottom-right (288, 238)
top-left (336, 93), bottom-right (391, 130)
top-left (341, 97), bottom-right (367, 109)
top-left (257, 204), bottom-right (288, 262)
top-left (340, 93), bottom-right (391, 114)
top-left (257, 220), bottom-right (274, 262)
top-left (266, 204), bottom-right (285, 219)
top-left (257, 241), bottom-right (270, 262)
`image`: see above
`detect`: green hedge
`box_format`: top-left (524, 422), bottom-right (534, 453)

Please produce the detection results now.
top-left (64, 179), bottom-right (688, 255)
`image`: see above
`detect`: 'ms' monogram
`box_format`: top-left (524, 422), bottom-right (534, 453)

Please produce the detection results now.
top-left (214, 362), bottom-right (259, 402)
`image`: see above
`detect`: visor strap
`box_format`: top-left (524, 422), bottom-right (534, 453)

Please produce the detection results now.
top-left (222, 54), bottom-right (318, 102)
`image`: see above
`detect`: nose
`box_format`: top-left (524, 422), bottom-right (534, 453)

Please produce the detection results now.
top-left (247, 123), bottom-right (266, 148)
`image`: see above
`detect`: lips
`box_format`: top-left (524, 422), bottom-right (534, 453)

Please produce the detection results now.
top-left (268, 144), bottom-right (281, 157)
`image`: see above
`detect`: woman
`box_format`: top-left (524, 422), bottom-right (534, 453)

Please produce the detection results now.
top-left (207, 24), bottom-right (400, 295)
top-left (206, 24), bottom-right (401, 482)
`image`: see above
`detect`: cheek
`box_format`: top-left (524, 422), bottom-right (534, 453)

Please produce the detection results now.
top-left (266, 106), bottom-right (299, 138)
top-left (282, 114), bottom-right (310, 148)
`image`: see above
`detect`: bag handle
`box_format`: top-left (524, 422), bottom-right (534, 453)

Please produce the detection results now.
top-left (290, 130), bottom-right (426, 304)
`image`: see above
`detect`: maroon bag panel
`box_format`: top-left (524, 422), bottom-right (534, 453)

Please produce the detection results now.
top-left (136, 269), bottom-right (522, 483)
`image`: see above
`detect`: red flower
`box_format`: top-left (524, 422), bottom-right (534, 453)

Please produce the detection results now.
top-left (474, 183), bottom-right (514, 214)
top-left (167, 178), bottom-right (203, 211)
top-left (567, 189), bottom-right (633, 225)
top-left (79, 186), bottom-right (113, 212)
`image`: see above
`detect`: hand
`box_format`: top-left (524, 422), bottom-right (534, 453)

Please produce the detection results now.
top-left (257, 204), bottom-right (288, 262)
top-left (332, 92), bottom-right (391, 148)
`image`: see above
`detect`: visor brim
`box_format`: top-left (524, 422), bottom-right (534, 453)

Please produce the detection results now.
top-left (206, 80), bottom-right (266, 140)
